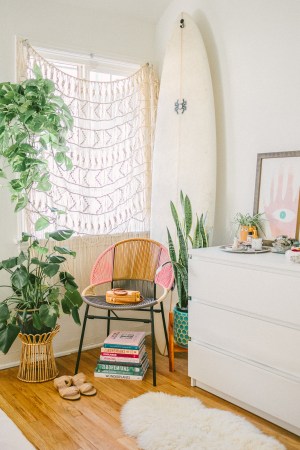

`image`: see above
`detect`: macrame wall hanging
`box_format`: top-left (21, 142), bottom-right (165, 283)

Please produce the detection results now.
top-left (17, 40), bottom-right (159, 236)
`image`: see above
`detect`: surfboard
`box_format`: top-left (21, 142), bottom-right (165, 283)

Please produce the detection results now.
top-left (150, 13), bottom-right (217, 354)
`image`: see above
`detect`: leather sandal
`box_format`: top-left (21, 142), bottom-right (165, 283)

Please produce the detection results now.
top-left (72, 373), bottom-right (97, 396)
top-left (54, 376), bottom-right (80, 400)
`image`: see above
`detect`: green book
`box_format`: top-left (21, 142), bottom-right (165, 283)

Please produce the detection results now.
top-left (95, 361), bottom-right (149, 376)
top-left (95, 356), bottom-right (149, 375)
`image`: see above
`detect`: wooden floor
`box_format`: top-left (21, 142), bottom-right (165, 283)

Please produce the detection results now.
top-left (0, 342), bottom-right (299, 450)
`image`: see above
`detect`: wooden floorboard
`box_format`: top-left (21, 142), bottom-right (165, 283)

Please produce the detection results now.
top-left (0, 342), bottom-right (299, 449)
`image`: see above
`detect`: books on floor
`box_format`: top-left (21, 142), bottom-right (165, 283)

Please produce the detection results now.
top-left (95, 331), bottom-right (149, 380)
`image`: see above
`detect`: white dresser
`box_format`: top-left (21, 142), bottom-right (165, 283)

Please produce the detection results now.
top-left (188, 246), bottom-right (300, 435)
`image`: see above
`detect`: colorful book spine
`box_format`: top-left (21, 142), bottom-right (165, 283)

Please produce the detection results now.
top-left (99, 353), bottom-right (145, 364)
top-left (100, 346), bottom-right (143, 355)
top-left (95, 360), bottom-right (149, 375)
top-left (103, 339), bottom-right (145, 350)
top-left (97, 354), bottom-right (148, 368)
top-left (94, 372), bottom-right (146, 380)
top-left (100, 351), bottom-right (142, 359)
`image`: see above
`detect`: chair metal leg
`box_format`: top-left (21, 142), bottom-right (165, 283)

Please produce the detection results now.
top-left (107, 310), bottom-right (111, 336)
top-left (75, 303), bottom-right (89, 374)
top-left (150, 306), bottom-right (156, 386)
top-left (160, 302), bottom-right (169, 356)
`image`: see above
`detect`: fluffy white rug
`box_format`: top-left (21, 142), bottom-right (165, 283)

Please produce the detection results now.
top-left (121, 392), bottom-right (286, 450)
top-left (0, 409), bottom-right (34, 449)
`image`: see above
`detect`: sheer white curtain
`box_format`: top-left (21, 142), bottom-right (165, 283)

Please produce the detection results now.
top-left (17, 40), bottom-right (158, 236)
top-left (17, 40), bottom-right (159, 290)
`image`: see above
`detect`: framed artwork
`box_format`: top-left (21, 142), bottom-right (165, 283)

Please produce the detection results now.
top-left (253, 151), bottom-right (300, 241)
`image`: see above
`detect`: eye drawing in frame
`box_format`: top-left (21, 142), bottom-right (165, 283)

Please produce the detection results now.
top-left (253, 151), bottom-right (300, 241)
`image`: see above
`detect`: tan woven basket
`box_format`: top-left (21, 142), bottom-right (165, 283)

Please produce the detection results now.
top-left (17, 325), bottom-right (60, 383)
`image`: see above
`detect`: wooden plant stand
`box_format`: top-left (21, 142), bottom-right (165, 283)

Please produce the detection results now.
top-left (17, 325), bottom-right (60, 383)
top-left (168, 311), bottom-right (188, 372)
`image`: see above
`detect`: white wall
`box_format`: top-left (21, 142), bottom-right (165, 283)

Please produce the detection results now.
top-left (0, 0), bottom-right (156, 368)
top-left (152, 0), bottom-right (300, 245)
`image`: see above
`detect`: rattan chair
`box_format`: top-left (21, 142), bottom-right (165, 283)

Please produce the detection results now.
top-left (75, 238), bottom-right (174, 386)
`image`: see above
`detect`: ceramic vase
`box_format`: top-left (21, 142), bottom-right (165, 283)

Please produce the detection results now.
top-left (173, 304), bottom-right (188, 348)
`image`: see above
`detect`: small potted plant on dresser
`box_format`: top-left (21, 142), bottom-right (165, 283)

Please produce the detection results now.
top-left (233, 212), bottom-right (265, 242)
top-left (0, 66), bottom-right (82, 381)
top-left (167, 191), bottom-right (208, 348)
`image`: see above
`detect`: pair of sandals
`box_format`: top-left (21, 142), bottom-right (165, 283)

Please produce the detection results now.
top-left (54, 373), bottom-right (96, 400)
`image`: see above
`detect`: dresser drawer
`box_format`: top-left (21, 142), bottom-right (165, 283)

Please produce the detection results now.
top-left (188, 341), bottom-right (300, 432)
top-left (189, 258), bottom-right (300, 326)
top-left (189, 300), bottom-right (300, 377)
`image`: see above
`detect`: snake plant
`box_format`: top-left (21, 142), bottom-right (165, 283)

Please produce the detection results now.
top-left (167, 191), bottom-right (208, 309)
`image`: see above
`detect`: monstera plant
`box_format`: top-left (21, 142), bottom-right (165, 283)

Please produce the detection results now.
top-left (167, 191), bottom-right (208, 347)
top-left (0, 66), bottom-right (82, 354)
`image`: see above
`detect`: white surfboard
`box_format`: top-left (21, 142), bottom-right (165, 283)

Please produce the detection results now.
top-left (151, 13), bottom-right (216, 354)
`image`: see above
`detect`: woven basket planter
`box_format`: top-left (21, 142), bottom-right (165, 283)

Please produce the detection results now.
top-left (17, 325), bottom-right (60, 383)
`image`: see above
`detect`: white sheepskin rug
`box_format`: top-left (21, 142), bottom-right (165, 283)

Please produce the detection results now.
top-left (0, 409), bottom-right (34, 449)
top-left (120, 392), bottom-right (286, 450)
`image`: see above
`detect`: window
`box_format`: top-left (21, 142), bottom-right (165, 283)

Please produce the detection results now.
top-left (20, 43), bottom-right (156, 236)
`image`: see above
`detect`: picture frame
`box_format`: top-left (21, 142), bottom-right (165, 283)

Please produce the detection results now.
top-left (253, 151), bottom-right (300, 241)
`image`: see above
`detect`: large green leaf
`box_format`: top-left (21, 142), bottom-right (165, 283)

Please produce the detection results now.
top-left (21, 232), bottom-right (33, 242)
top-left (192, 215), bottom-right (203, 248)
top-left (71, 307), bottom-right (81, 325)
top-left (47, 255), bottom-right (66, 264)
top-left (53, 246), bottom-right (76, 257)
top-left (14, 195), bottom-right (28, 212)
top-left (1, 257), bottom-right (18, 270)
top-left (0, 303), bottom-right (10, 322)
top-left (199, 214), bottom-right (208, 248)
top-left (38, 304), bottom-right (59, 329)
top-left (17, 251), bottom-right (27, 265)
top-left (170, 201), bottom-right (180, 231)
top-left (167, 228), bottom-right (177, 265)
top-left (177, 224), bottom-right (188, 269)
top-left (61, 297), bottom-right (71, 314)
top-left (184, 195), bottom-right (192, 237)
top-left (64, 290), bottom-right (83, 308)
top-left (172, 262), bottom-right (188, 295)
top-left (11, 266), bottom-right (29, 289)
top-left (35, 216), bottom-right (50, 231)
top-left (42, 263), bottom-right (59, 278)
top-left (32, 312), bottom-right (42, 330)
top-left (49, 230), bottom-right (75, 241)
top-left (59, 271), bottom-right (78, 292)
top-left (0, 324), bottom-right (20, 354)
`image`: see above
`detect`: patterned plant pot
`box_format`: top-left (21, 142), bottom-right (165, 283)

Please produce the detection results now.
top-left (173, 304), bottom-right (188, 348)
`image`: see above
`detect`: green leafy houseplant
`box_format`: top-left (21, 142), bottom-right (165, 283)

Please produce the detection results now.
top-left (0, 65), bottom-right (73, 229)
top-left (0, 66), bottom-right (82, 354)
top-left (167, 191), bottom-right (209, 310)
top-left (0, 230), bottom-right (82, 353)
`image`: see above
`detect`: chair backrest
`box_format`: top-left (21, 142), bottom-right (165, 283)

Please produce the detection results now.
top-left (90, 238), bottom-right (174, 291)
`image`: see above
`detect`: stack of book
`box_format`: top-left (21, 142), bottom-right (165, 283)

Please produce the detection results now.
top-left (95, 330), bottom-right (149, 380)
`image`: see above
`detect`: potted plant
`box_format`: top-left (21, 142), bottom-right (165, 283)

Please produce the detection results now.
top-left (167, 191), bottom-right (208, 348)
top-left (0, 230), bottom-right (82, 354)
top-left (233, 212), bottom-right (265, 242)
top-left (0, 66), bottom-right (82, 379)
